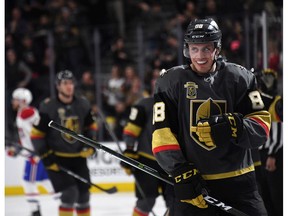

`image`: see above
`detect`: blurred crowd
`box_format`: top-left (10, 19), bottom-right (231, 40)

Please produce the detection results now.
top-left (5, 0), bottom-right (283, 141)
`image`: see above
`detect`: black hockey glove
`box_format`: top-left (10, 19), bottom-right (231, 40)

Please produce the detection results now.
top-left (191, 113), bottom-right (243, 148)
top-left (120, 149), bottom-right (139, 175)
top-left (171, 163), bottom-right (208, 209)
top-left (42, 152), bottom-right (60, 172)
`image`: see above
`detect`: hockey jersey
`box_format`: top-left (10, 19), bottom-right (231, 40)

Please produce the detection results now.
top-left (17, 106), bottom-right (39, 155)
top-left (30, 96), bottom-right (97, 164)
top-left (152, 61), bottom-right (271, 180)
top-left (123, 97), bottom-right (155, 160)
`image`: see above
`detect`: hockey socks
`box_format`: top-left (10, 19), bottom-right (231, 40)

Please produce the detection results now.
top-left (132, 207), bottom-right (149, 216)
top-left (76, 206), bottom-right (90, 216)
top-left (59, 206), bottom-right (74, 216)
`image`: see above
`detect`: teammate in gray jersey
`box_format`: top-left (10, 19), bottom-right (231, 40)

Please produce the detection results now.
top-left (152, 18), bottom-right (271, 216)
top-left (31, 70), bottom-right (98, 216)
top-left (121, 83), bottom-right (171, 216)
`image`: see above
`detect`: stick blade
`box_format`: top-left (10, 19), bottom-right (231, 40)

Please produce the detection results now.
top-left (104, 186), bottom-right (118, 194)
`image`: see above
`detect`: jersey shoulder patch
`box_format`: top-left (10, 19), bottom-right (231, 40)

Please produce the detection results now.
top-left (20, 107), bottom-right (35, 119)
top-left (159, 65), bottom-right (187, 77)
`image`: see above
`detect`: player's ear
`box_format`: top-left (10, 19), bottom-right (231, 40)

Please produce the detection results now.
top-left (214, 48), bottom-right (221, 60)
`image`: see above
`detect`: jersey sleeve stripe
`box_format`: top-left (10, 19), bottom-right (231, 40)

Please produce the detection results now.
top-left (30, 127), bottom-right (46, 139)
top-left (123, 122), bottom-right (142, 137)
top-left (89, 122), bottom-right (98, 131)
top-left (152, 128), bottom-right (179, 147)
top-left (246, 111), bottom-right (271, 137)
top-left (152, 127), bottom-right (180, 153)
top-left (153, 144), bottom-right (180, 154)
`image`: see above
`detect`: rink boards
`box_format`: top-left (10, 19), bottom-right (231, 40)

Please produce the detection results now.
top-left (5, 142), bottom-right (135, 195)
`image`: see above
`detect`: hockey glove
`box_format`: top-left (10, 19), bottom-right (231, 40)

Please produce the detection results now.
top-left (46, 163), bottom-right (60, 172)
top-left (29, 155), bottom-right (40, 165)
top-left (80, 147), bottom-right (96, 158)
top-left (171, 163), bottom-right (208, 209)
top-left (6, 146), bottom-right (21, 157)
top-left (42, 152), bottom-right (60, 172)
top-left (191, 113), bottom-right (243, 148)
top-left (120, 149), bottom-right (139, 175)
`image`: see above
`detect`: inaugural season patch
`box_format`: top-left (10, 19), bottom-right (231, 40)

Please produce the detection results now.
top-left (184, 82), bottom-right (198, 99)
top-left (190, 98), bottom-right (226, 150)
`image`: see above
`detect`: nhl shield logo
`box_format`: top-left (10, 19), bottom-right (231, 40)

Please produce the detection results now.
top-left (184, 82), bottom-right (198, 99)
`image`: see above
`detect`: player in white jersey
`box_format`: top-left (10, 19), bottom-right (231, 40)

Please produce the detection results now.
top-left (10, 88), bottom-right (54, 216)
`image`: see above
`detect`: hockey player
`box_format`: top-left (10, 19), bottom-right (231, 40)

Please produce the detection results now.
top-left (8, 88), bottom-right (54, 216)
top-left (121, 85), bottom-right (171, 216)
top-left (254, 68), bottom-right (283, 216)
top-left (30, 70), bottom-right (98, 216)
top-left (152, 18), bottom-right (271, 216)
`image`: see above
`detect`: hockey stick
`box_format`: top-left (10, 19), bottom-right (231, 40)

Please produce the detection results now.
top-left (97, 109), bottom-right (158, 216)
top-left (48, 121), bottom-right (249, 216)
top-left (8, 140), bottom-right (117, 194)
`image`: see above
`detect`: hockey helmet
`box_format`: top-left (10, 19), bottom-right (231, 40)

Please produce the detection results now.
top-left (258, 68), bottom-right (278, 94)
top-left (55, 70), bottom-right (75, 85)
top-left (12, 88), bottom-right (33, 105)
top-left (183, 18), bottom-right (222, 58)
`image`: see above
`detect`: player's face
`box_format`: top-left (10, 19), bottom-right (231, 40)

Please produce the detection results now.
top-left (11, 98), bottom-right (20, 110)
top-left (58, 79), bottom-right (75, 97)
top-left (188, 42), bottom-right (217, 74)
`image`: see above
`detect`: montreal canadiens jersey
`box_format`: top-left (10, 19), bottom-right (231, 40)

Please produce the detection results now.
top-left (152, 61), bottom-right (271, 180)
top-left (17, 106), bottom-right (40, 154)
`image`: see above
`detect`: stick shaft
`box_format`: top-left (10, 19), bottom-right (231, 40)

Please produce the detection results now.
top-left (9, 140), bottom-right (117, 194)
top-left (49, 121), bottom-right (172, 185)
top-left (97, 109), bottom-right (158, 216)
top-left (48, 121), bottom-right (248, 216)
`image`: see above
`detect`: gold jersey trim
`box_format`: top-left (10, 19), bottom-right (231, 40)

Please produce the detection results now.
top-left (202, 165), bottom-right (255, 180)
top-left (152, 128), bottom-right (179, 149)
top-left (54, 151), bottom-right (82, 157)
top-left (30, 127), bottom-right (46, 138)
top-left (138, 151), bottom-right (156, 161)
top-left (269, 95), bottom-right (281, 122)
top-left (244, 110), bottom-right (271, 131)
top-left (124, 122), bottom-right (142, 137)
top-left (253, 161), bottom-right (262, 167)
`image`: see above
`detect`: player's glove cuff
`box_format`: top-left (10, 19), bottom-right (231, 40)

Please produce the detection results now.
top-left (171, 163), bottom-right (205, 199)
top-left (120, 149), bottom-right (138, 175)
top-left (171, 163), bottom-right (207, 208)
top-left (41, 151), bottom-right (57, 167)
top-left (80, 147), bottom-right (96, 158)
top-left (46, 163), bottom-right (60, 172)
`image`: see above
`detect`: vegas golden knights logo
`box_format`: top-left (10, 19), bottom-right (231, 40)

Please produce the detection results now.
top-left (58, 108), bottom-right (80, 144)
top-left (190, 98), bottom-right (226, 150)
top-left (184, 82), bottom-right (198, 99)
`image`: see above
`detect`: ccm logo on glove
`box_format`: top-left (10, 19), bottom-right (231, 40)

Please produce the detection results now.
top-left (174, 169), bottom-right (199, 183)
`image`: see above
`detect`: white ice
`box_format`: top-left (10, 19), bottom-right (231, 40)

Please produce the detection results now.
top-left (5, 192), bottom-right (167, 216)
